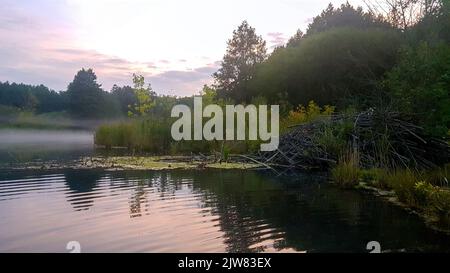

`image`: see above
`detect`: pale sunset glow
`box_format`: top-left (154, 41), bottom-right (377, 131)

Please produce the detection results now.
top-left (0, 0), bottom-right (364, 95)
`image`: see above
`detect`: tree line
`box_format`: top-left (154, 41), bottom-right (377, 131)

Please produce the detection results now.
top-left (1, 0), bottom-right (448, 137)
top-left (0, 70), bottom-right (158, 119)
top-left (213, 0), bottom-right (449, 137)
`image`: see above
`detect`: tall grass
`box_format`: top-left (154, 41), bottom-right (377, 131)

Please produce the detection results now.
top-left (372, 168), bottom-right (450, 227)
top-left (386, 169), bottom-right (422, 207)
top-left (94, 117), bottom-right (262, 155)
top-left (95, 117), bottom-right (171, 153)
top-left (331, 148), bottom-right (360, 188)
top-left (425, 164), bottom-right (450, 187)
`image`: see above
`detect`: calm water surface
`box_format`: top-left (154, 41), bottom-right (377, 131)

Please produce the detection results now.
top-left (0, 129), bottom-right (450, 253)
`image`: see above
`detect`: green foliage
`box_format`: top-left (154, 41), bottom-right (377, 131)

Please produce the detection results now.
top-left (248, 27), bottom-right (402, 107)
top-left (386, 169), bottom-right (420, 206)
top-left (95, 117), bottom-right (171, 153)
top-left (429, 188), bottom-right (450, 227)
top-left (111, 85), bottom-right (137, 115)
top-left (360, 168), bottom-right (390, 188)
top-left (414, 181), bottom-right (436, 207)
top-left (0, 71), bottom-right (134, 121)
top-left (377, 166), bottom-right (450, 227)
top-left (331, 149), bottom-right (360, 188)
top-left (384, 42), bottom-right (450, 137)
top-left (410, 0), bottom-right (450, 44)
top-left (128, 74), bottom-right (155, 117)
top-left (361, 163), bottom-right (450, 228)
top-left (214, 20), bottom-right (267, 103)
top-left (306, 2), bottom-right (391, 36)
top-left (222, 145), bottom-right (231, 162)
top-left (384, 169), bottom-right (438, 208)
top-left (286, 29), bottom-right (304, 48)
top-left (316, 119), bottom-right (353, 156)
top-left (67, 68), bottom-right (106, 119)
top-left (280, 101), bottom-right (335, 132)
top-left (366, 0), bottom-right (444, 31)
top-left (0, 81), bottom-right (68, 113)
top-left (425, 164), bottom-right (450, 186)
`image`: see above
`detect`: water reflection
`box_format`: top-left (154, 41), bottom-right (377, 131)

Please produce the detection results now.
top-left (0, 169), bottom-right (450, 252)
top-left (64, 170), bottom-right (100, 211)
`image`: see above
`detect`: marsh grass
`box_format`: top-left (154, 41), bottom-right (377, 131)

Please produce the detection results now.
top-left (425, 164), bottom-right (450, 187)
top-left (94, 118), bottom-right (171, 153)
top-left (331, 148), bottom-right (360, 188)
top-left (366, 167), bottom-right (450, 228)
top-left (360, 168), bottom-right (390, 189)
top-left (94, 117), bottom-right (263, 155)
top-left (386, 169), bottom-right (420, 206)
top-left (429, 189), bottom-right (450, 228)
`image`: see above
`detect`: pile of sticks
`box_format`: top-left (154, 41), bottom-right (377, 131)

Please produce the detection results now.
top-left (245, 108), bottom-right (450, 174)
top-left (242, 118), bottom-right (334, 175)
top-left (350, 109), bottom-right (450, 170)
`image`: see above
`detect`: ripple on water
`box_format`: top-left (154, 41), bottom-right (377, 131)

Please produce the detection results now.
top-left (0, 169), bottom-right (450, 253)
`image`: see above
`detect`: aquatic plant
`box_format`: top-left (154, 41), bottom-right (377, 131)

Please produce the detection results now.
top-left (331, 149), bottom-right (360, 188)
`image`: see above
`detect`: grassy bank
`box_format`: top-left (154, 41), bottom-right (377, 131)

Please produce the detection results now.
top-left (94, 100), bottom-right (333, 155)
top-left (94, 117), bottom-right (259, 155)
top-left (332, 160), bottom-right (450, 232)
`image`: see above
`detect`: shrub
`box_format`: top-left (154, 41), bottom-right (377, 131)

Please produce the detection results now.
top-left (280, 100), bottom-right (335, 133)
top-left (317, 120), bottom-right (352, 157)
top-left (360, 168), bottom-right (390, 188)
top-left (384, 43), bottom-right (450, 137)
top-left (429, 189), bottom-right (450, 228)
top-left (414, 181), bottom-right (436, 208)
top-left (425, 164), bottom-right (450, 187)
top-left (331, 149), bottom-right (360, 188)
top-left (385, 169), bottom-right (441, 208)
top-left (386, 169), bottom-right (419, 206)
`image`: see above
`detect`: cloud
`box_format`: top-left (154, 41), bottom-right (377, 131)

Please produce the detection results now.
top-left (267, 32), bottom-right (286, 49)
top-left (3, 0), bottom-right (361, 96)
top-left (0, 1), bottom-right (219, 96)
top-left (0, 40), bottom-right (218, 96)
top-left (0, 3), bottom-right (216, 96)
top-left (146, 62), bottom-right (219, 96)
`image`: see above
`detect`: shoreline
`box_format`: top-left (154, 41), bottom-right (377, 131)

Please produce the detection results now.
top-left (355, 182), bottom-right (450, 236)
top-left (3, 154), bottom-right (449, 235)
top-left (2, 155), bottom-right (263, 171)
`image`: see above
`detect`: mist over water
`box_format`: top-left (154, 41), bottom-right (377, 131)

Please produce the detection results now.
top-left (0, 129), bottom-right (94, 166)
top-left (0, 129), bottom-right (93, 146)
top-left (0, 129), bottom-right (450, 253)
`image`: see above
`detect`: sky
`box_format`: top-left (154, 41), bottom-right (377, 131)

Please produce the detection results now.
top-left (0, 0), bottom-right (365, 96)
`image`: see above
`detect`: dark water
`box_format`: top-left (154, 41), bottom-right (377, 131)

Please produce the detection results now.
top-left (1, 129), bottom-right (450, 253)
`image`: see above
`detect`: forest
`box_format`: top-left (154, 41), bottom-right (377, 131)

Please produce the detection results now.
top-left (1, 1), bottom-right (448, 136)
top-left (1, 2), bottom-right (449, 153)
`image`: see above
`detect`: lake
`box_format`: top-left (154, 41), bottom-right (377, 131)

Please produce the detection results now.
top-left (1, 129), bottom-right (450, 252)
